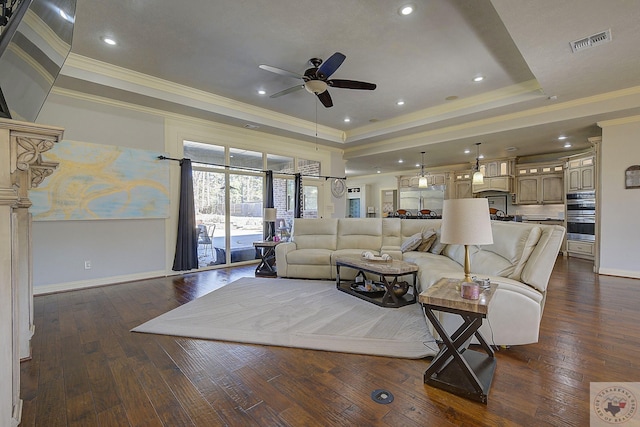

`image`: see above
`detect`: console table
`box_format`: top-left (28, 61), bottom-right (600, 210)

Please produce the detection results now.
top-left (419, 277), bottom-right (498, 403)
top-left (335, 256), bottom-right (418, 308)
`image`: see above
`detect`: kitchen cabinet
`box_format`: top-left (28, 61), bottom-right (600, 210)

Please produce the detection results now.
top-left (515, 163), bottom-right (564, 204)
top-left (453, 171), bottom-right (472, 199)
top-left (479, 159), bottom-right (511, 178)
top-left (454, 180), bottom-right (472, 199)
top-left (567, 240), bottom-right (594, 259)
top-left (472, 158), bottom-right (514, 193)
top-left (567, 155), bottom-right (595, 192)
top-left (402, 173), bottom-right (447, 188)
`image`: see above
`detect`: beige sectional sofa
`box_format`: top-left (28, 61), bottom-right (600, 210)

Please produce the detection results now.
top-left (275, 217), bottom-right (565, 346)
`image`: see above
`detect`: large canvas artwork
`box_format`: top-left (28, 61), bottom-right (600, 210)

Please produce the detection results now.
top-left (29, 140), bottom-right (170, 220)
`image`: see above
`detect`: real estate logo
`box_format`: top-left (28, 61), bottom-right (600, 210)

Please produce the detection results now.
top-left (591, 383), bottom-right (638, 425)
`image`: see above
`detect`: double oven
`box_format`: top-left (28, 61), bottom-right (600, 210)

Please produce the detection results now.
top-left (566, 191), bottom-right (596, 242)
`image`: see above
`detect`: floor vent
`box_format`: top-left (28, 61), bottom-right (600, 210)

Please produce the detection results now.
top-left (570, 29), bottom-right (612, 53)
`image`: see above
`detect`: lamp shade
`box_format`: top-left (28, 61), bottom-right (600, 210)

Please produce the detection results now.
top-left (418, 176), bottom-right (428, 188)
top-left (440, 198), bottom-right (493, 245)
top-left (472, 170), bottom-right (484, 184)
top-left (263, 207), bottom-right (277, 222)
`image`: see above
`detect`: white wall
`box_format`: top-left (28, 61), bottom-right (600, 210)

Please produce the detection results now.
top-left (34, 94), bottom-right (167, 293)
top-left (598, 116), bottom-right (640, 278)
top-left (32, 91), bottom-right (345, 292)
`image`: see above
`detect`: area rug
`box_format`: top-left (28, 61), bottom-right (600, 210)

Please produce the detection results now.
top-left (132, 277), bottom-right (436, 359)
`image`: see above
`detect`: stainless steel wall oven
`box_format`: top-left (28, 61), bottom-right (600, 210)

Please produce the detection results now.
top-left (566, 191), bottom-right (595, 242)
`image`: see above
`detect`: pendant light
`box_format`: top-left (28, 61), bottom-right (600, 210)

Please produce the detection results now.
top-left (472, 142), bottom-right (484, 184)
top-left (418, 151), bottom-right (428, 188)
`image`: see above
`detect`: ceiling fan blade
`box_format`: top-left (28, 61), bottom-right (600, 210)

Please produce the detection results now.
top-left (270, 85), bottom-right (304, 98)
top-left (316, 90), bottom-right (333, 108)
top-left (328, 79), bottom-right (377, 90)
top-left (259, 64), bottom-right (304, 80)
top-left (317, 52), bottom-right (346, 79)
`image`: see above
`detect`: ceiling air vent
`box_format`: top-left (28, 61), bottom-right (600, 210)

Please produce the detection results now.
top-left (570, 29), bottom-right (612, 53)
top-left (243, 123), bottom-right (260, 130)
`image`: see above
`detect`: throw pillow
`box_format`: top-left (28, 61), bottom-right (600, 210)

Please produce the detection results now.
top-left (429, 228), bottom-right (447, 255)
top-left (400, 232), bottom-right (423, 252)
top-left (417, 230), bottom-right (437, 252)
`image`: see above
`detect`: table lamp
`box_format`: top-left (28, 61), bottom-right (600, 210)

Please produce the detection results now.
top-left (263, 208), bottom-right (277, 241)
top-left (440, 198), bottom-right (493, 283)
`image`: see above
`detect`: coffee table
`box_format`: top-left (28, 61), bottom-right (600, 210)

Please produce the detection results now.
top-left (419, 277), bottom-right (498, 403)
top-left (335, 256), bottom-right (418, 308)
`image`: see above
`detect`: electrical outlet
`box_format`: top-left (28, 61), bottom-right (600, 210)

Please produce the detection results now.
top-left (84, 260), bottom-right (92, 270)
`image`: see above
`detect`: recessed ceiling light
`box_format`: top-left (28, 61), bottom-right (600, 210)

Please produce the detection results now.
top-left (101, 36), bottom-right (117, 46)
top-left (564, 142), bottom-right (572, 148)
top-left (399, 4), bottom-right (414, 15)
top-left (258, 90), bottom-right (266, 95)
top-left (464, 149), bottom-right (471, 154)
top-left (478, 154), bottom-right (485, 159)
top-left (377, 170), bottom-right (381, 174)
top-left (396, 100), bottom-right (405, 106)
top-left (558, 136), bottom-right (567, 140)
top-left (473, 76), bottom-right (485, 82)
top-left (398, 159), bottom-right (404, 163)
top-left (344, 117), bottom-right (351, 122)
top-left (415, 163), bottom-right (420, 167)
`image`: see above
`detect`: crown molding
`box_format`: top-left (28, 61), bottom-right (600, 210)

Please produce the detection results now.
top-left (597, 114), bottom-right (640, 127)
top-left (60, 54), bottom-right (345, 143)
top-left (345, 79), bottom-right (544, 142)
top-left (344, 85), bottom-right (640, 159)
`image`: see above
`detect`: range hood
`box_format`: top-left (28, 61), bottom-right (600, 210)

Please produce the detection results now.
top-left (472, 176), bottom-right (513, 194)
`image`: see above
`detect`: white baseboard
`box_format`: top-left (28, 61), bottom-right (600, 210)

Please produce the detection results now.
top-left (598, 267), bottom-right (640, 279)
top-left (33, 270), bottom-right (168, 295)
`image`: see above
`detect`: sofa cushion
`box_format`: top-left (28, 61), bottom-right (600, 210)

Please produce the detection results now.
top-left (401, 232), bottom-right (423, 252)
top-left (382, 218), bottom-right (402, 247)
top-left (480, 222), bottom-right (542, 279)
top-left (286, 248), bottom-right (333, 265)
top-left (292, 218), bottom-right (338, 250)
top-left (337, 218), bottom-right (383, 250)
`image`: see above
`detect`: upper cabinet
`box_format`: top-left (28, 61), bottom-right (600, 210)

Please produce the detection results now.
top-left (401, 173), bottom-right (447, 189)
top-left (567, 155), bottom-right (595, 192)
top-left (472, 158), bottom-right (514, 193)
top-left (515, 163), bottom-right (564, 204)
top-left (452, 170), bottom-right (472, 199)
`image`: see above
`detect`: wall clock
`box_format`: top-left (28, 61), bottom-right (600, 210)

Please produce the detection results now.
top-left (331, 178), bottom-right (346, 197)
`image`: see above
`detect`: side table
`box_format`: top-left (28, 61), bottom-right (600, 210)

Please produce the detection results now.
top-left (419, 277), bottom-right (498, 403)
top-left (253, 241), bottom-right (280, 277)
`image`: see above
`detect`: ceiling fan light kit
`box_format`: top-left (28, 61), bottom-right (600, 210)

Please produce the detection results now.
top-left (259, 52), bottom-right (376, 108)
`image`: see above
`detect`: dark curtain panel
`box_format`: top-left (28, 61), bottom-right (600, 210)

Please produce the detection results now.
top-left (264, 170), bottom-right (274, 239)
top-left (294, 173), bottom-right (303, 218)
top-left (172, 159), bottom-right (199, 271)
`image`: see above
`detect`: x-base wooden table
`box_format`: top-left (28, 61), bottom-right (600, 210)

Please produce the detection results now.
top-left (419, 277), bottom-right (498, 403)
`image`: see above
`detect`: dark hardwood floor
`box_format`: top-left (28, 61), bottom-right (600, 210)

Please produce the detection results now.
top-left (20, 257), bottom-right (640, 426)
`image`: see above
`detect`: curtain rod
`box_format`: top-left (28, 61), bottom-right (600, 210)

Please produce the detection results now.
top-left (158, 155), bottom-right (346, 180)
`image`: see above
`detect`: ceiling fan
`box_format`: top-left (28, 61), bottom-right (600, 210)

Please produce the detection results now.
top-left (259, 52), bottom-right (376, 108)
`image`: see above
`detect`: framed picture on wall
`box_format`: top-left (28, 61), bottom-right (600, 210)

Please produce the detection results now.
top-left (625, 165), bottom-right (640, 189)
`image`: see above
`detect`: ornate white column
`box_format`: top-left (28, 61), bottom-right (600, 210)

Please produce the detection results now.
top-left (0, 118), bottom-right (63, 427)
